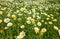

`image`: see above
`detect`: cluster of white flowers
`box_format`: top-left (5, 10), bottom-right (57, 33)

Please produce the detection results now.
top-left (0, 1), bottom-right (59, 39)
top-left (54, 26), bottom-right (60, 35)
top-left (4, 18), bottom-right (13, 29)
top-left (34, 27), bottom-right (47, 35)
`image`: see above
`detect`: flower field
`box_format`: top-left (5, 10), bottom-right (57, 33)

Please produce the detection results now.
top-left (0, 0), bottom-right (60, 39)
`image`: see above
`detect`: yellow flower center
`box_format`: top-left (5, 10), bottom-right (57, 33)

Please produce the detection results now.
top-left (17, 38), bottom-right (22, 39)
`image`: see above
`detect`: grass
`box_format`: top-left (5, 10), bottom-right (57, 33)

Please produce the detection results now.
top-left (0, 0), bottom-right (60, 39)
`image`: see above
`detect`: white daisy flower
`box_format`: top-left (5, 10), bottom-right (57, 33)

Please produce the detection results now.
top-left (37, 22), bottom-right (41, 26)
top-left (34, 27), bottom-right (40, 34)
top-left (7, 13), bottom-right (11, 17)
top-left (41, 20), bottom-right (44, 22)
top-left (4, 27), bottom-right (9, 30)
top-left (4, 18), bottom-right (10, 23)
top-left (7, 22), bottom-right (13, 27)
top-left (31, 8), bottom-right (35, 13)
top-left (27, 17), bottom-right (32, 21)
top-left (48, 21), bottom-right (53, 24)
top-left (58, 30), bottom-right (60, 35)
top-left (19, 31), bottom-right (25, 38)
top-left (54, 26), bottom-right (59, 30)
top-left (41, 28), bottom-right (47, 33)
top-left (16, 36), bottom-right (22, 39)
top-left (20, 7), bottom-right (27, 11)
top-left (26, 20), bottom-right (31, 24)
top-left (20, 25), bottom-right (25, 29)
top-left (12, 15), bottom-right (16, 18)
top-left (53, 19), bottom-right (57, 22)
top-left (40, 28), bottom-right (47, 35)
top-left (46, 18), bottom-right (49, 20)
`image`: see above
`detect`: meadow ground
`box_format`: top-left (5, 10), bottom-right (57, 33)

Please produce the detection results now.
top-left (0, 0), bottom-right (60, 39)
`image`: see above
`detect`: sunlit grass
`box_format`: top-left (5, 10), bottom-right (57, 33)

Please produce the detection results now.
top-left (0, 0), bottom-right (60, 39)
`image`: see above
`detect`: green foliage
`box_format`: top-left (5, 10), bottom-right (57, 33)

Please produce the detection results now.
top-left (0, 0), bottom-right (60, 39)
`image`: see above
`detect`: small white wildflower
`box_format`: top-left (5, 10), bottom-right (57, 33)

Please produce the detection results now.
top-left (19, 31), bottom-right (25, 38)
top-left (45, 7), bottom-right (48, 10)
top-left (27, 17), bottom-right (32, 21)
top-left (12, 14), bottom-right (17, 20)
top-left (48, 21), bottom-right (53, 24)
top-left (40, 28), bottom-right (47, 35)
top-left (7, 13), bottom-right (11, 17)
top-left (4, 27), bottom-right (9, 30)
top-left (37, 22), bottom-right (41, 26)
top-left (12, 15), bottom-right (16, 18)
top-left (44, 13), bottom-right (48, 16)
top-left (20, 25), bottom-right (25, 29)
top-left (7, 22), bottom-right (13, 27)
top-left (50, 14), bottom-right (54, 17)
top-left (45, 22), bottom-right (47, 24)
top-left (16, 10), bottom-right (19, 12)
top-left (33, 15), bottom-right (35, 18)
top-left (54, 26), bottom-right (59, 30)
top-left (47, 15), bottom-right (50, 17)
top-left (31, 19), bottom-right (35, 24)
top-left (41, 28), bottom-right (47, 33)
top-left (31, 8), bottom-right (35, 13)
top-left (16, 36), bottom-right (22, 39)
top-left (46, 18), bottom-right (49, 20)
top-left (58, 30), bottom-right (60, 35)
top-left (41, 20), bottom-right (44, 22)
top-left (4, 18), bottom-right (10, 23)
top-left (51, 17), bottom-right (54, 19)
top-left (37, 16), bottom-right (40, 19)
top-left (34, 27), bottom-right (39, 34)
top-left (53, 19), bottom-right (57, 22)
top-left (26, 21), bottom-right (31, 24)
top-left (18, 14), bottom-right (23, 16)
top-left (20, 7), bottom-right (27, 11)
